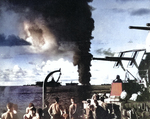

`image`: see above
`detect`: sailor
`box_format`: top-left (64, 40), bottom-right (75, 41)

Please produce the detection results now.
top-left (48, 97), bottom-right (63, 119)
top-left (113, 75), bottom-right (122, 83)
top-left (69, 97), bottom-right (78, 119)
top-left (1, 102), bottom-right (18, 119)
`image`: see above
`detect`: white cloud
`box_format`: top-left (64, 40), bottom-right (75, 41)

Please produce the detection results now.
top-left (13, 65), bottom-right (21, 73)
top-left (42, 61), bottom-right (51, 73)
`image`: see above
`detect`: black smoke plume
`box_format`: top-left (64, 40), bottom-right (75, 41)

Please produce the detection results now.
top-left (1, 0), bottom-right (94, 85)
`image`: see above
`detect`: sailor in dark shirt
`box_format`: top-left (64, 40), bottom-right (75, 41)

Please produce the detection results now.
top-left (113, 75), bottom-right (122, 83)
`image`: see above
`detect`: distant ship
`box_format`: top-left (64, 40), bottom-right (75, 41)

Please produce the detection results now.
top-left (35, 80), bottom-right (61, 87)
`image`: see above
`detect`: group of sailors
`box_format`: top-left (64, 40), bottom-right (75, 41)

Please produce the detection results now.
top-left (1, 102), bottom-right (44, 119)
top-left (1, 95), bottom-right (111, 119)
top-left (0, 97), bottom-right (80, 119)
top-left (84, 93), bottom-right (112, 119)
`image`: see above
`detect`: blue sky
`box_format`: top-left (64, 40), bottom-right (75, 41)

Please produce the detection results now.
top-left (90, 0), bottom-right (150, 53)
top-left (1, 0), bottom-right (150, 85)
top-left (89, 0), bottom-right (150, 84)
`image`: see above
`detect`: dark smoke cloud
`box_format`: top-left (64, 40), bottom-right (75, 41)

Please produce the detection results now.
top-left (128, 40), bottom-right (133, 43)
top-left (1, 0), bottom-right (94, 84)
top-left (0, 34), bottom-right (31, 46)
top-left (112, 7), bottom-right (150, 16)
top-left (116, 0), bottom-right (141, 3)
top-left (96, 48), bottom-right (115, 57)
top-left (4, 0), bottom-right (94, 44)
top-left (130, 8), bottom-right (150, 16)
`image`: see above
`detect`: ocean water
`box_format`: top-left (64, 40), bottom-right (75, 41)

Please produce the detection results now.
top-left (0, 86), bottom-right (42, 118)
